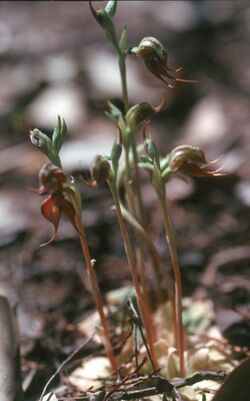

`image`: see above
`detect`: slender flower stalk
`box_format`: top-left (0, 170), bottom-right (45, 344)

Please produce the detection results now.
top-left (118, 52), bottom-right (158, 312)
top-left (142, 137), bottom-right (185, 376)
top-left (108, 176), bottom-right (159, 370)
top-left (120, 202), bottom-right (174, 305)
top-left (75, 217), bottom-right (117, 372)
top-left (118, 51), bottom-right (129, 113)
top-left (158, 192), bottom-right (185, 377)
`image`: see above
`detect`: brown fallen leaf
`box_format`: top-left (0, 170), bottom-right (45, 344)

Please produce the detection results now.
top-left (212, 358), bottom-right (250, 401)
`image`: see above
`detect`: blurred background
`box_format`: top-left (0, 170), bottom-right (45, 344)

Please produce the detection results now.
top-left (0, 1), bottom-right (250, 398)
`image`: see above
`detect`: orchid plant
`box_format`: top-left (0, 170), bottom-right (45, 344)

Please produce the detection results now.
top-left (29, 0), bottom-right (223, 378)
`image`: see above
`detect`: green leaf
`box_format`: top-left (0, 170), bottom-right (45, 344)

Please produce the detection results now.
top-left (138, 161), bottom-right (153, 171)
top-left (145, 138), bottom-right (160, 165)
top-left (160, 155), bottom-right (169, 172)
top-left (30, 128), bottom-right (61, 167)
top-left (111, 142), bottom-right (122, 173)
top-left (105, 101), bottom-right (122, 122)
top-left (118, 114), bottom-right (126, 136)
top-left (96, 9), bottom-right (119, 50)
top-left (104, 0), bottom-right (117, 18)
top-left (119, 26), bottom-right (127, 53)
top-left (152, 161), bottom-right (164, 197)
top-left (89, 1), bottom-right (118, 49)
top-left (139, 155), bottom-right (152, 164)
top-left (161, 167), bottom-right (171, 180)
top-left (52, 116), bottom-right (67, 154)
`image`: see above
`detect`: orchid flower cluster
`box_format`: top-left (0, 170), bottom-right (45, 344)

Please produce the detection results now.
top-left (30, 0), bottom-right (223, 376)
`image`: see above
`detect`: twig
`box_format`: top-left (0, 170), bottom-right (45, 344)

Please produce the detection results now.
top-left (0, 296), bottom-right (23, 401)
top-left (127, 298), bottom-right (155, 372)
top-left (58, 370), bottom-right (227, 401)
top-left (39, 333), bottom-right (95, 401)
top-left (173, 370), bottom-right (227, 389)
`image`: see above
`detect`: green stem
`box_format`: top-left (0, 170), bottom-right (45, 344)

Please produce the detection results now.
top-left (123, 142), bottom-right (160, 324)
top-left (118, 51), bottom-right (129, 113)
top-left (130, 135), bottom-right (146, 225)
top-left (121, 202), bottom-right (174, 303)
top-left (158, 189), bottom-right (185, 377)
top-left (108, 177), bottom-right (158, 370)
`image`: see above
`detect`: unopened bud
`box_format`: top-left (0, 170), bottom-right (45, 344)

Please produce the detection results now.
top-left (104, 0), bottom-right (117, 18)
top-left (126, 103), bottom-right (155, 130)
top-left (89, 1), bottom-right (118, 50)
top-left (168, 145), bottom-right (223, 177)
top-left (135, 36), bottom-right (197, 88)
top-left (39, 164), bottom-right (67, 195)
top-left (168, 145), bottom-right (205, 172)
top-left (91, 155), bottom-right (111, 186)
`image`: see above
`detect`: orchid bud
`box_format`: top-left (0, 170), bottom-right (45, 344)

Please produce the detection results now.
top-left (136, 36), bottom-right (167, 61)
top-left (169, 145), bottom-right (205, 172)
top-left (134, 36), bottom-right (197, 88)
top-left (91, 155), bottom-right (111, 186)
top-left (38, 163), bottom-right (67, 195)
top-left (168, 145), bottom-right (223, 177)
top-left (89, 1), bottom-right (118, 50)
top-left (126, 103), bottom-right (155, 130)
top-left (104, 0), bottom-right (117, 18)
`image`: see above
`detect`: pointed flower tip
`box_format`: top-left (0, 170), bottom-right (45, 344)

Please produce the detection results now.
top-left (153, 92), bottom-right (166, 113)
top-left (40, 231), bottom-right (57, 248)
top-left (175, 77), bottom-right (198, 85)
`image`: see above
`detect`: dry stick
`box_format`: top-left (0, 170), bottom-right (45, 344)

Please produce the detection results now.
top-left (158, 195), bottom-right (185, 377)
top-left (39, 333), bottom-right (95, 401)
top-left (108, 179), bottom-right (159, 371)
top-left (76, 219), bottom-right (117, 372)
top-left (127, 299), bottom-right (156, 372)
top-left (0, 296), bottom-right (23, 401)
top-left (57, 370), bottom-right (226, 401)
